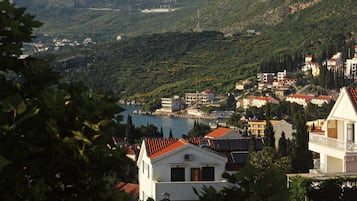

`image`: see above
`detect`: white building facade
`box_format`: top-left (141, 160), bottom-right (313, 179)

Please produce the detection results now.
top-left (137, 138), bottom-right (228, 201)
top-left (309, 87), bottom-right (357, 173)
top-left (160, 96), bottom-right (182, 112)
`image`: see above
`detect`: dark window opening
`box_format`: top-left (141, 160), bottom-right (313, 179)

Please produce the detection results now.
top-left (171, 167), bottom-right (185, 182)
top-left (202, 167), bottom-right (214, 181)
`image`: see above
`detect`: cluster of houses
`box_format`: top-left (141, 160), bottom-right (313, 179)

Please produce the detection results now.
top-left (123, 87), bottom-right (357, 201)
top-left (158, 49), bottom-right (357, 118)
top-left (25, 36), bottom-right (97, 54)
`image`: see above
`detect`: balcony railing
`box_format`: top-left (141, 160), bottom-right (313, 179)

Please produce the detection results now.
top-left (309, 132), bottom-right (357, 152)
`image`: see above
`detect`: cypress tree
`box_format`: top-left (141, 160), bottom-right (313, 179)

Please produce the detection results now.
top-left (125, 114), bottom-right (134, 143)
top-left (291, 113), bottom-right (313, 173)
top-left (278, 132), bottom-right (287, 157)
top-left (169, 128), bottom-right (173, 138)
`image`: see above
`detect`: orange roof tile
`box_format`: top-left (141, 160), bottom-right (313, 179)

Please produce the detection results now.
top-left (205, 127), bottom-right (232, 138)
top-left (146, 138), bottom-right (188, 159)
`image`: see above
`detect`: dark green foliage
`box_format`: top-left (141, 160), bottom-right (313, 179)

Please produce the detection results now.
top-left (291, 113), bottom-right (313, 173)
top-left (0, 1), bottom-right (136, 200)
top-left (187, 120), bottom-right (211, 137)
top-left (196, 164), bottom-right (290, 201)
top-left (125, 114), bottom-right (135, 143)
top-left (278, 132), bottom-right (288, 157)
top-left (264, 119), bottom-right (275, 149)
top-left (289, 176), bottom-right (357, 201)
top-left (225, 93), bottom-right (236, 111)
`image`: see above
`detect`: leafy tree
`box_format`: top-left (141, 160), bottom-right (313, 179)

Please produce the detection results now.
top-left (195, 164), bottom-right (290, 201)
top-left (0, 1), bottom-right (135, 200)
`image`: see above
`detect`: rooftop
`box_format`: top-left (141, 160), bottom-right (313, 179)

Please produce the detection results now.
top-left (205, 127), bottom-right (232, 138)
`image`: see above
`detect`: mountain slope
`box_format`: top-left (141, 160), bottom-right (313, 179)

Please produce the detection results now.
top-left (16, 0), bottom-right (329, 42)
top-left (34, 0), bottom-right (357, 101)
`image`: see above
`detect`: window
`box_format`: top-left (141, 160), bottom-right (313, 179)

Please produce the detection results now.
top-left (202, 167), bottom-right (214, 181)
top-left (171, 167), bottom-right (185, 182)
top-left (147, 164), bottom-right (150, 178)
top-left (191, 168), bottom-right (201, 181)
top-left (347, 123), bottom-right (355, 142)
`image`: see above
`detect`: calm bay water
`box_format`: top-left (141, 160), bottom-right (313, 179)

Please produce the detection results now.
top-left (119, 106), bottom-right (209, 138)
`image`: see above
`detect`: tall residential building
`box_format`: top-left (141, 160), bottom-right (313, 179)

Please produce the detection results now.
top-left (345, 45), bottom-right (357, 79)
top-left (185, 90), bottom-right (214, 105)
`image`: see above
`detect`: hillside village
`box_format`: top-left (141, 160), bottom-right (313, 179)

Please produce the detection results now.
top-left (117, 47), bottom-right (357, 201)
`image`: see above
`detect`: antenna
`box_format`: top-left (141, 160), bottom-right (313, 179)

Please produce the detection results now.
top-left (194, 9), bottom-right (202, 32)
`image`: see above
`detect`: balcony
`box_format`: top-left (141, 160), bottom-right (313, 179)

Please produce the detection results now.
top-left (309, 132), bottom-right (357, 154)
top-left (153, 180), bottom-right (228, 201)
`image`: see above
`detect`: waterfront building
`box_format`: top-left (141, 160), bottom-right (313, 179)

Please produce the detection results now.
top-left (159, 96), bottom-right (182, 113)
top-left (185, 90), bottom-right (215, 105)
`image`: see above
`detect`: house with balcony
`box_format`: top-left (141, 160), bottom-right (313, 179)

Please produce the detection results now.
top-left (137, 138), bottom-right (228, 201)
top-left (137, 135), bottom-right (264, 201)
top-left (309, 87), bottom-right (357, 173)
top-left (247, 120), bottom-right (280, 136)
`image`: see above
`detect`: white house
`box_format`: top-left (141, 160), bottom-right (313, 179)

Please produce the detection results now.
top-left (285, 94), bottom-right (314, 107)
top-left (309, 87), bottom-right (357, 173)
top-left (310, 95), bottom-right (333, 107)
top-left (238, 95), bottom-right (279, 109)
top-left (326, 52), bottom-right (343, 72)
top-left (137, 138), bottom-right (228, 201)
top-left (302, 55), bottom-right (321, 77)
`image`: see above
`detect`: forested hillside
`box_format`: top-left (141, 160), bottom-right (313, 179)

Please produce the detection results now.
top-left (25, 0), bottom-right (357, 101)
top-left (15, 0), bottom-right (333, 41)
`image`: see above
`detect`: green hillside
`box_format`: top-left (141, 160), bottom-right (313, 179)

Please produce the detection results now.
top-left (15, 0), bottom-right (327, 42)
top-left (32, 0), bottom-right (357, 101)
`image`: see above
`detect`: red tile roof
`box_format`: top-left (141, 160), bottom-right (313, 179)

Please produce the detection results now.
top-left (113, 182), bottom-right (139, 199)
top-left (287, 94), bottom-right (313, 101)
top-left (205, 127), bottom-right (232, 138)
top-left (347, 87), bottom-right (357, 110)
top-left (146, 138), bottom-right (188, 159)
top-left (314, 95), bottom-right (332, 101)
